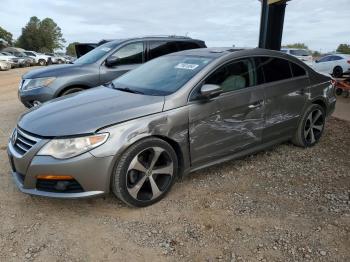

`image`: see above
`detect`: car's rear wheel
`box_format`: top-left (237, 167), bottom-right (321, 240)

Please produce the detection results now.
top-left (60, 87), bottom-right (84, 96)
top-left (112, 138), bottom-right (178, 207)
top-left (333, 66), bottom-right (343, 78)
top-left (292, 104), bottom-right (325, 147)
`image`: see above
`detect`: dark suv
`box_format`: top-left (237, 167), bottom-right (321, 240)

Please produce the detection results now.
top-left (18, 36), bottom-right (206, 107)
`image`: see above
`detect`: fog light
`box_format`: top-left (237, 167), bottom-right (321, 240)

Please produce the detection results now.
top-left (36, 175), bottom-right (73, 180)
top-left (55, 181), bottom-right (70, 191)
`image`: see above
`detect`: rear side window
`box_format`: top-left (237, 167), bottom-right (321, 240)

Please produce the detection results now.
top-left (148, 41), bottom-right (178, 60)
top-left (259, 57), bottom-right (292, 83)
top-left (290, 62), bottom-right (306, 77)
top-left (331, 55), bottom-right (343, 61)
top-left (176, 41), bottom-right (200, 51)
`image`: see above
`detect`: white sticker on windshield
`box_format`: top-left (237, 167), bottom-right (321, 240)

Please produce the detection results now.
top-left (101, 47), bottom-right (111, 52)
top-left (175, 63), bottom-right (199, 70)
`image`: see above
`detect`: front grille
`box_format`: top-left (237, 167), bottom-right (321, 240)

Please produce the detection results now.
top-left (12, 128), bottom-right (40, 155)
top-left (36, 179), bottom-right (84, 193)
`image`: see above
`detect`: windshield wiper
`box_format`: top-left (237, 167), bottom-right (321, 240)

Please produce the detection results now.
top-left (105, 82), bottom-right (144, 94)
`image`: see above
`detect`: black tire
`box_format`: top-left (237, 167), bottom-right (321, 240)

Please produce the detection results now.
top-left (335, 88), bottom-right (343, 96)
top-left (333, 66), bottom-right (343, 78)
top-left (292, 104), bottom-right (326, 147)
top-left (38, 59), bottom-right (46, 66)
top-left (112, 137), bottom-right (178, 207)
top-left (60, 87), bottom-right (84, 96)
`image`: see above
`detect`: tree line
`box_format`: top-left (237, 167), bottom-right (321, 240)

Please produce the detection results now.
top-left (1, 17), bottom-right (350, 56)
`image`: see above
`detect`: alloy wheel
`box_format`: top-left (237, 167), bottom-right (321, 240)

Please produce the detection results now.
top-left (126, 147), bottom-right (174, 202)
top-left (304, 109), bottom-right (324, 144)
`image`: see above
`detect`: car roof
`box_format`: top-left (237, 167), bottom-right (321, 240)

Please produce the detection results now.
top-left (169, 47), bottom-right (292, 59)
top-left (100, 36), bottom-right (205, 46)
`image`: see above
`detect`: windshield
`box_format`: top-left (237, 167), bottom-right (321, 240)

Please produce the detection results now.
top-left (290, 49), bottom-right (310, 56)
top-left (74, 41), bottom-right (119, 64)
top-left (112, 55), bottom-right (213, 96)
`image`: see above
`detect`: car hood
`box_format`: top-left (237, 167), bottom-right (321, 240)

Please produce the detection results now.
top-left (23, 63), bottom-right (85, 79)
top-left (18, 86), bottom-right (165, 137)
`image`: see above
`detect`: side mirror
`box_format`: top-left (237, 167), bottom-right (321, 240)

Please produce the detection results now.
top-left (105, 56), bottom-right (119, 67)
top-left (200, 84), bottom-right (222, 99)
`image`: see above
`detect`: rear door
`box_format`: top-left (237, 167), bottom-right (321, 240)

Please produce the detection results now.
top-left (99, 42), bottom-right (145, 83)
top-left (257, 57), bottom-right (308, 142)
top-left (189, 58), bottom-right (265, 166)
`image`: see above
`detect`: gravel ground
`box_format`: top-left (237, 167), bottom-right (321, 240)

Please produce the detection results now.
top-left (0, 67), bottom-right (349, 261)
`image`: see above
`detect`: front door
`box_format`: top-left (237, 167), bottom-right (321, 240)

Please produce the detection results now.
top-left (99, 42), bottom-right (144, 84)
top-left (189, 58), bottom-right (265, 167)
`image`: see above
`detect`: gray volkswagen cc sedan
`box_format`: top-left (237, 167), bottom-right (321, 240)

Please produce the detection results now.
top-left (8, 47), bottom-right (336, 207)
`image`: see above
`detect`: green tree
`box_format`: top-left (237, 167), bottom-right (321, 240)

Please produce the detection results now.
top-left (284, 43), bottom-right (309, 50)
top-left (66, 42), bottom-right (79, 56)
top-left (336, 44), bottom-right (350, 54)
top-left (16, 16), bottom-right (65, 52)
top-left (0, 26), bottom-right (13, 45)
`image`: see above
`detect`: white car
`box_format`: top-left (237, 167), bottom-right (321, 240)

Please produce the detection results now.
top-left (311, 54), bottom-right (350, 78)
top-left (0, 60), bottom-right (11, 71)
top-left (281, 48), bottom-right (313, 65)
top-left (23, 51), bottom-right (51, 66)
top-left (44, 53), bottom-right (67, 64)
top-left (0, 54), bottom-right (19, 68)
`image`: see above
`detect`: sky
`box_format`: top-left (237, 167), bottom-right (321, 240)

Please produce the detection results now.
top-left (0, 0), bottom-right (349, 52)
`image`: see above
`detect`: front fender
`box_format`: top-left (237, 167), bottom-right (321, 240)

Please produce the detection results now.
top-left (90, 106), bottom-right (191, 174)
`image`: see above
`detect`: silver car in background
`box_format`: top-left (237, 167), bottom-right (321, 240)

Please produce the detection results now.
top-left (8, 48), bottom-right (336, 207)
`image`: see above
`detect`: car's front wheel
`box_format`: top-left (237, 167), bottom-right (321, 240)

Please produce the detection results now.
top-left (112, 138), bottom-right (178, 207)
top-left (292, 104), bottom-right (326, 147)
top-left (38, 59), bottom-right (46, 66)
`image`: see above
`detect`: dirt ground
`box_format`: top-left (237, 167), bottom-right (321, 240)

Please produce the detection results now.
top-left (0, 67), bottom-right (349, 262)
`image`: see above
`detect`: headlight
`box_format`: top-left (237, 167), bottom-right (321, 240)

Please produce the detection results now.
top-left (21, 77), bottom-right (56, 91)
top-left (38, 133), bottom-right (109, 159)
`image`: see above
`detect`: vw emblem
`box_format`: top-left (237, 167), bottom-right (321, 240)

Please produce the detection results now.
top-left (12, 129), bottom-right (17, 145)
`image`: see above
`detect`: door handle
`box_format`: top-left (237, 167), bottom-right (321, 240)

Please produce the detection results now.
top-left (248, 100), bottom-right (263, 109)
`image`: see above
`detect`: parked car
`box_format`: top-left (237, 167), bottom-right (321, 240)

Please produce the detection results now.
top-left (0, 52), bottom-right (19, 68)
top-left (281, 48), bottom-right (313, 65)
top-left (8, 47), bottom-right (336, 206)
top-left (1, 51), bottom-right (32, 67)
top-left (311, 53), bottom-right (350, 78)
top-left (0, 60), bottom-right (11, 71)
top-left (64, 55), bottom-right (76, 64)
top-left (23, 51), bottom-right (52, 66)
top-left (45, 53), bottom-right (67, 64)
top-left (18, 36), bottom-right (206, 107)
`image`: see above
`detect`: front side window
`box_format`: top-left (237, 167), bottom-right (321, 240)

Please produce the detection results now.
top-left (317, 56), bottom-right (331, 63)
top-left (148, 41), bottom-right (178, 60)
top-left (259, 57), bottom-right (292, 83)
top-left (205, 59), bottom-right (256, 92)
top-left (113, 55), bottom-right (212, 96)
top-left (109, 42), bottom-right (144, 65)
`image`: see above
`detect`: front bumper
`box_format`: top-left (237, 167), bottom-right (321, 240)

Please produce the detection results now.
top-left (7, 133), bottom-right (115, 199)
top-left (18, 86), bottom-right (56, 108)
